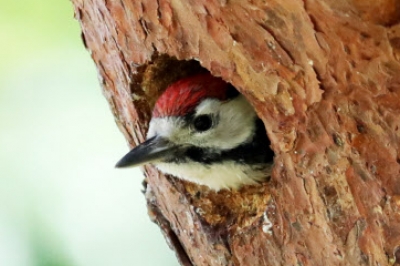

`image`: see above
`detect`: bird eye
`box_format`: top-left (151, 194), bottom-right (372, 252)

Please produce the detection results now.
top-left (192, 114), bottom-right (213, 132)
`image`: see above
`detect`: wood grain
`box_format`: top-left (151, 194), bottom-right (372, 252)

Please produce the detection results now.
top-left (72, 0), bottom-right (400, 265)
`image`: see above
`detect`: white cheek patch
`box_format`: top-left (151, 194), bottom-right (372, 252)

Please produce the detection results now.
top-left (192, 96), bottom-right (257, 150)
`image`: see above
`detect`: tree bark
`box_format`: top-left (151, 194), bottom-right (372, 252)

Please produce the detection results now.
top-left (71, 0), bottom-right (400, 265)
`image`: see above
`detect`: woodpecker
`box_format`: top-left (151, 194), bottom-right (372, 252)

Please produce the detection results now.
top-left (116, 73), bottom-right (274, 190)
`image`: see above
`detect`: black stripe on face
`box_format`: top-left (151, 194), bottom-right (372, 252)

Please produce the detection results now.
top-left (166, 119), bottom-right (274, 166)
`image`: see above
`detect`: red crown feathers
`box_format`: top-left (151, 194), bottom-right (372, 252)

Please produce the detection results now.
top-left (153, 73), bottom-right (231, 118)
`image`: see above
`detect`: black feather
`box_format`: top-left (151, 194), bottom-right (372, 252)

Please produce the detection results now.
top-left (167, 119), bottom-right (274, 166)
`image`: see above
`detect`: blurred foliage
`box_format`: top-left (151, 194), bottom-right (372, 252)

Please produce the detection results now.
top-left (0, 1), bottom-right (79, 69)
top-left (0, 1), bottom-right (178, 266)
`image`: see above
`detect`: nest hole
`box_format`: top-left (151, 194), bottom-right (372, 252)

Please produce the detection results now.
top-left (137, 53), bottom-right (275, 167)
top-left (134, 54), bottom-right (275, 225)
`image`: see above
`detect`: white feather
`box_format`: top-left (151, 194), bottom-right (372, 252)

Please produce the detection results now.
top-left (155, 161), bottom-right (271, 190)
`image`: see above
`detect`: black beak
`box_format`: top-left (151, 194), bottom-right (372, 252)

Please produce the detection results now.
top-left (115, 136), bottom-right (176, 168)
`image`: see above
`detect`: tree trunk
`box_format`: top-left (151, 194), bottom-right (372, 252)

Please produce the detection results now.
top-left (71, 0), bottom-right (400, 265)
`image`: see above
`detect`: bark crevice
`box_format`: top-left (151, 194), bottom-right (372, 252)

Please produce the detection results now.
top-left (72, 0), bottom-right (400, 265)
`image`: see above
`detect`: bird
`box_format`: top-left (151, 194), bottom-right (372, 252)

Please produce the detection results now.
top-left (115, 73), bottom-right (274, 190)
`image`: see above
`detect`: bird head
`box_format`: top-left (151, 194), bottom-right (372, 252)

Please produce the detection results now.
top-left (116, 73), bottom-right (273, 190)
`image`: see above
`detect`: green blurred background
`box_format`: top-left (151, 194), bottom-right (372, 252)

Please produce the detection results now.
top-left (0, 1), bottom-right (178, 265)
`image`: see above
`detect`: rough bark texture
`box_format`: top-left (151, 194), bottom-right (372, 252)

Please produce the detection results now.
top-left (72, 0), bottom-right (400, 265)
